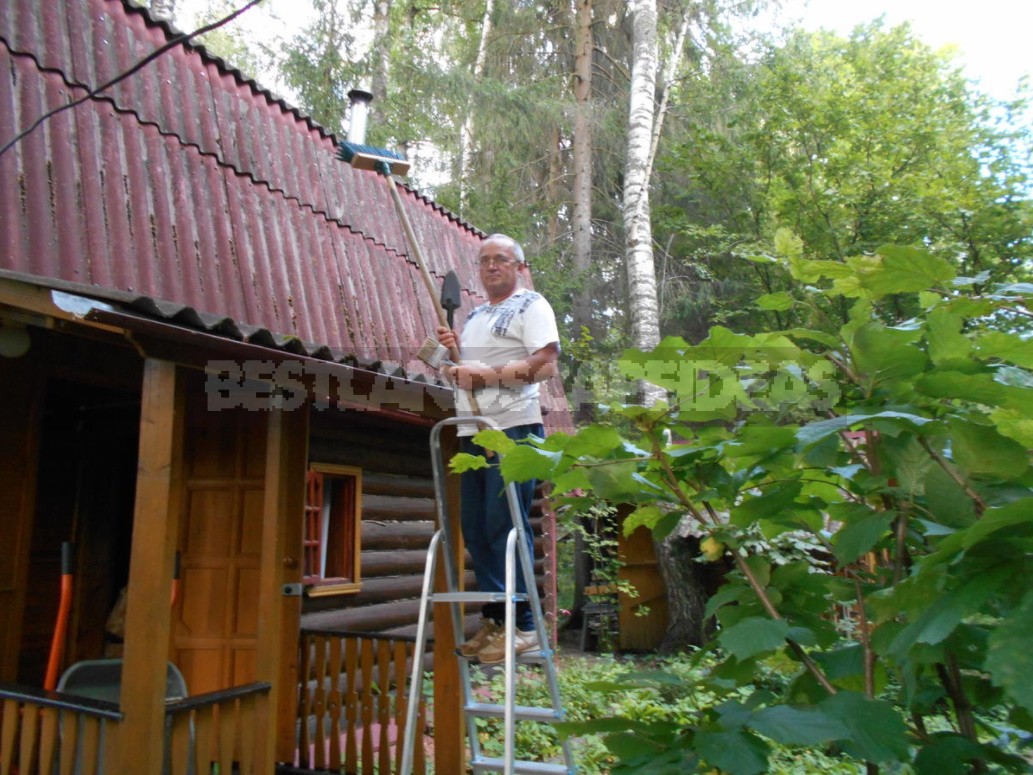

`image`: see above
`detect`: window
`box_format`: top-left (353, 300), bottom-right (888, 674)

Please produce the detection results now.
top-left (303, 464), bottom-right (362, 595)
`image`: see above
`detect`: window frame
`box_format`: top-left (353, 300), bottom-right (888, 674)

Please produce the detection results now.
top-left (302, 463), bottom-right (362, 596)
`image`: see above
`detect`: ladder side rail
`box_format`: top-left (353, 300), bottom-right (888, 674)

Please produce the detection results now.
top-left (400, 529), bottom-right (443, 775)
top-left (504, 528), bottom-right (520, 775)
top-left (429, 417), bottom-right (496, 771)
top-left (504, 479), bottom-right (577, 773)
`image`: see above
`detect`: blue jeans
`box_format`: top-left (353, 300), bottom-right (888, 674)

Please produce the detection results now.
top-left (460, 423), bottom-right (543, 631)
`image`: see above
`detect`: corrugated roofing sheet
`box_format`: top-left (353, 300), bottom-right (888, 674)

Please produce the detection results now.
top-left (0, 0), bottom-right (571, 427)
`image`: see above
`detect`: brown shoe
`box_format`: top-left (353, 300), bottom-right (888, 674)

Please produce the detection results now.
top-left (458, 618), bottom-right (501, 658)
top-left (477, 628), bottom-right (540, 665)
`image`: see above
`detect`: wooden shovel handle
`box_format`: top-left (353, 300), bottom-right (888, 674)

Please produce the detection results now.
top-left (383, 176), bottom-right (479, 412)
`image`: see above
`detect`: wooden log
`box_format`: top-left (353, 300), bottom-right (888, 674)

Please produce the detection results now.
top-left (362, 494), bottom-right (436, 522)
top-left (360, 550), bottom-right (432, 578)
top-left (360, 521), bottom-right (436, 550)
top-left (308, 438), bottom-right (431, 479)
top-left (301, 598), bottom-right (426, 633)
top-left (363, 472), bottom-right (434, 499)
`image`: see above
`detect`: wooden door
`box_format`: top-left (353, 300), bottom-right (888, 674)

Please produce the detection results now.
top-left (173, 394), bottom-right (267, 694)
top-left (617, 527), bottom-right (669, 651)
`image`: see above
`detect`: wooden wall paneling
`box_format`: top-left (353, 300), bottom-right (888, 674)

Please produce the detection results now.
top-left (0, 356), bottom-right (40, 681)
top-left (114, 359), bottom-right (185, 772)
top-left (618, 527), bottom-right (669, 652)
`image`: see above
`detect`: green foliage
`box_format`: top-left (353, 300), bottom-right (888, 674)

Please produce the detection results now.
top-left (464, 241), bottom-right (1033, 772)
top-left (656, 20), bottom-right (1033, 341)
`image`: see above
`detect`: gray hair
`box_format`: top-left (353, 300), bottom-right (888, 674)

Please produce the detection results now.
top-left (483, 233), bottom-right (526, 265)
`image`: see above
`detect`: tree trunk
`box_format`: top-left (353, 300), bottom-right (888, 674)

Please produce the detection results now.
top-left (459, 0), bottom-right (495, 216)
top-left (571, 0), bottom-right (594, 334)
top-left (370, 0), bottom-right (392, 127)
top-left (654, 529), bottom-right (713, 651)
top-left (623, 0), bottom-right (663, 403)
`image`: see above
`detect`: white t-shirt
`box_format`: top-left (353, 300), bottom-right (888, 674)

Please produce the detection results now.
top-left (455, 289), bottom-right (560, 436)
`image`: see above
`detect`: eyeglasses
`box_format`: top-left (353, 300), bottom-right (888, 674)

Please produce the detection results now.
top-left (478, 255), bottom-right (520, 268)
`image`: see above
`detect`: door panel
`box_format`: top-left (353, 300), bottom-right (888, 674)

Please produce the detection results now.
top-left (173, 394), bottom-right (266, 694)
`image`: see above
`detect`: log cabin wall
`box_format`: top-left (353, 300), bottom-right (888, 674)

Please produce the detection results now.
top-left (302, 408), bottom-right (548, 637)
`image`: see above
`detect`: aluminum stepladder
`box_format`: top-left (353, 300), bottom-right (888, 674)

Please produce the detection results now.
top-left (400, 416), bottom-right (576, 775)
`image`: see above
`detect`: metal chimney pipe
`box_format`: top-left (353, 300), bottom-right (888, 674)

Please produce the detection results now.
top-left (347, 88), bottom-right (374, 145)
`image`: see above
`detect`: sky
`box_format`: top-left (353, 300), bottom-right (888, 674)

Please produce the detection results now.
top-left (177, 0), bottom-right (1032, 104)
top-left (774, 0), bottom-right (1031, 101)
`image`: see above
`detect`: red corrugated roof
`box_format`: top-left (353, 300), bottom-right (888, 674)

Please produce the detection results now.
top-left (0, 0), bottom-right (571, 428)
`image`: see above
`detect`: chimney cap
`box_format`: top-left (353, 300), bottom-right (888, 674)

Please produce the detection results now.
top-left (348, 88), bottom-right (373, 104)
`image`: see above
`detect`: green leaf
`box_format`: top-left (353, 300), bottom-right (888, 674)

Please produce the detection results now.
top-left (889, 568), bottom-right (1010, 655)
top-left (986, 589), bottom-right (1033, 715)
top-left (949, 419), bottom-right (1030, 479)
top-left (756, 291), bottom-right (794, 311)
top-left (932, 499), bottom-right (1033, 557)
top-left (851, 322), bottom-right (929, 385)
top-left (498, 445), bottom-right (561, 483)
top-left (796, 411), bottom-right (932, 448)
top-left (915, 370), bottom-right (1006, 406)
top-left (449, 452), bottom-right (490, 473)
top-left (622, 504), bottom-right (666, 536)
top-left (731, 482), bottom-right (802, 526)
top-left (748, 705), bottom-right (849, 745)
top-left (926, 308), bottom-right (971, 365)
top-left (696, 728), bottom-right (770, 775)
top-left (584, 460), bottom-right (644, 502)
top-left (782, 327), bottom-right (841, 348)
top-left (859, 245), bottom-right (957, 296)
top-left (718, 617), bottom-right (789, 661)
top-left (832, 509), bottom-right (894, 565)
top-left (880, 434), bottom-right (934, 495)
top-left (820, 692), bottom-right (910, 763)
top-left (725, 423), bottom-right (798, 460)
top-left (471, 428), bottom-right (516, 455)
top-left (989, 406), bottom-right (1033, 448)
top-left (913, 733), bottom-right (986, 775)
top-left (565, 425), bottom-right (626, 458)
top-left (975, 331), bottom-right (1033, 369)
top-left (922, 465), bottom-right (976, 528)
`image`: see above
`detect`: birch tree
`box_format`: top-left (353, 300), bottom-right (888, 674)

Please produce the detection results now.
top-left (622, 0), bottom-right (663, 403)
top-left (570, 0), bottom-right (594, 334)
top-left (458, 0), bottom-right (495, 216)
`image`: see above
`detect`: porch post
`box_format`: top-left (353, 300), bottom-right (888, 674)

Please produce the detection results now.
top-left (256, 398), bottom-right (308, 766)
top-left (434, 427), bottom-right (465, 773)
top-left (114, 358), bottom-right (184, 772)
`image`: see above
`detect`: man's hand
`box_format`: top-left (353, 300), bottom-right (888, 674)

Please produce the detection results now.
top-left (435, 326), bottom-right (459, 352)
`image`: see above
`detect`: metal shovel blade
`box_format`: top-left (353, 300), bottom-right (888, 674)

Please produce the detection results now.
top-left (441, 270), bottom-right (462, 329)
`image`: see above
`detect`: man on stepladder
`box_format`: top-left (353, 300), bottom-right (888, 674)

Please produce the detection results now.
top-left (436, 233), bottom-right (560, 665)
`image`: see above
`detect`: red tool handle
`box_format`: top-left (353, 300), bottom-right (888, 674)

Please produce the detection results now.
top-left (44, 542), bottom-right (74, 691)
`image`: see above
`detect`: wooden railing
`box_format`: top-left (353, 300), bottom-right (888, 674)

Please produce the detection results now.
top-left (0, 682), bottom-right (123, 775)
top-left (297, 630), bottom-right (427, 774)
top-left (165, 681), bottom-right (271, 775)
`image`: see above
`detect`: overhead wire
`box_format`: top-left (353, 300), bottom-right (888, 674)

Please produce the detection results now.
top-left (0, 0), bottom-right (263, 159)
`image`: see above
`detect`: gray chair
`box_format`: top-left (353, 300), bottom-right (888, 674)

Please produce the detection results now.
top-left (56, 658), bottom-right (191, 774)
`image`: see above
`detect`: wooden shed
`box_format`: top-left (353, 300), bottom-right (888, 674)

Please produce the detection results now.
top-left (0, 2), bottom-right (570, 773)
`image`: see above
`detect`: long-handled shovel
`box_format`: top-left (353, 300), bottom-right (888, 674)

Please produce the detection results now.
top-left (44, 542), bottom-right (74, 690)
top-left (335, 142), bottom-right (481, 413)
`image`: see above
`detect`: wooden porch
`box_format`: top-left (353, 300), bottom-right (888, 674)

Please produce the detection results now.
top-left (0, 679), bottom-right (270, 775)
top-left (1, 630), bottom-right (430, 774)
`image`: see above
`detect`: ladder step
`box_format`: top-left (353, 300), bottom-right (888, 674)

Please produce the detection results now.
top-left (459, 649), bottom-right (549, 664)
top-left (471, 756), bottom-right (572, 774)
top-left (465, 701), bottom-right (563, 723)
top-left (431, 591), bottom-right (529, 604)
